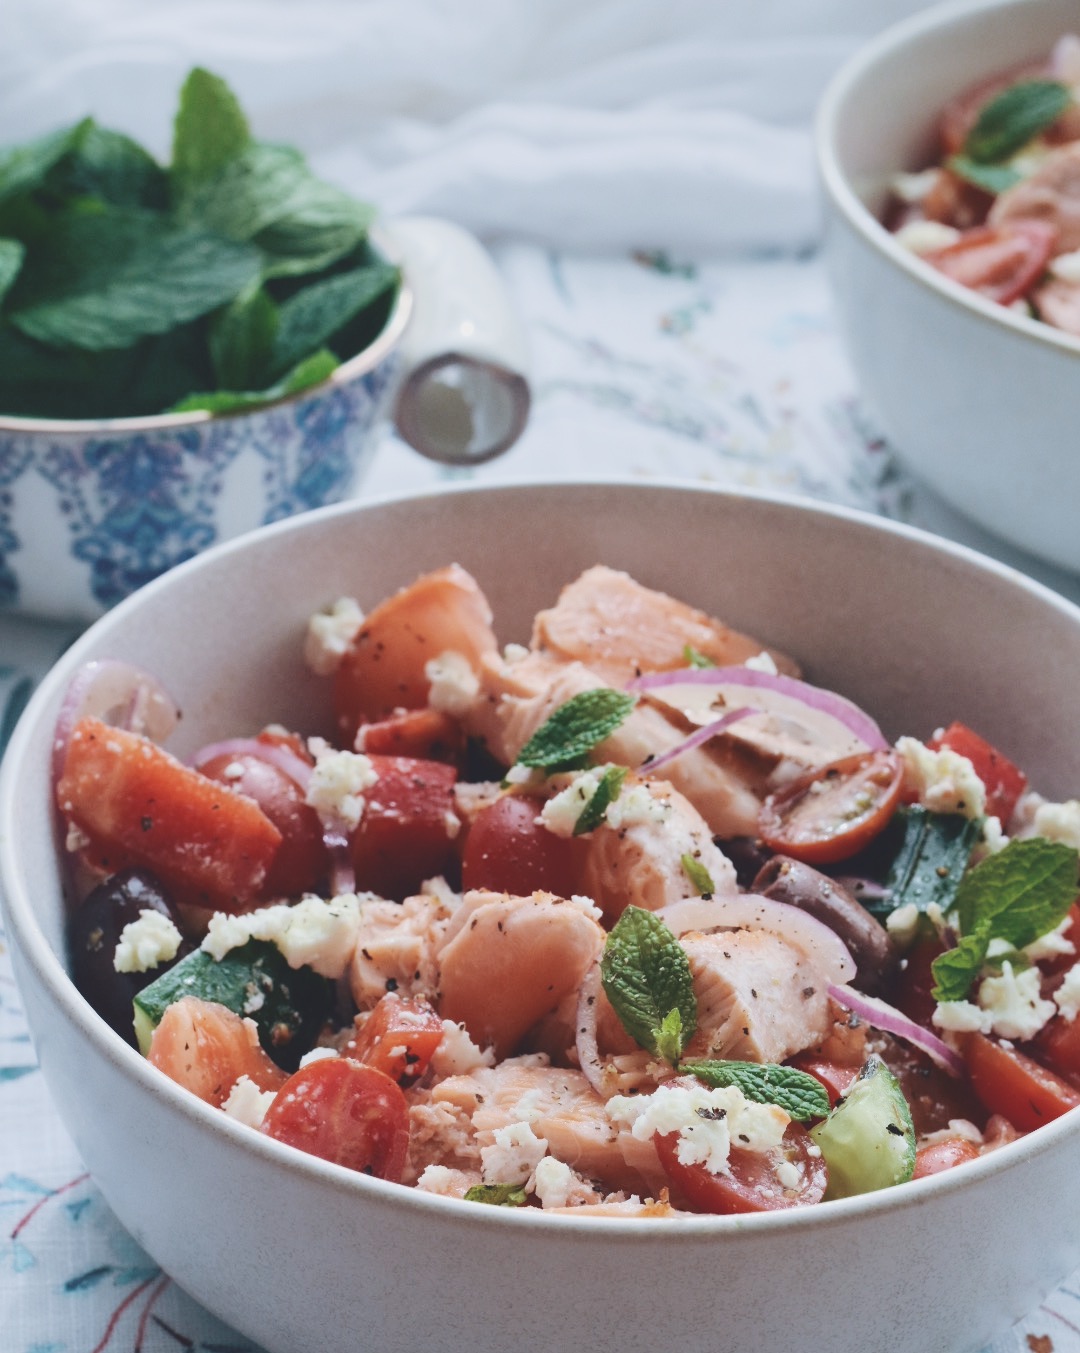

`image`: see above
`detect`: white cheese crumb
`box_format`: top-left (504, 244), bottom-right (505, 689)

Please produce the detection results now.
top-left (304, 597), bottom-right (365, 676)
top-left (1032, 799), bottom-right (1080, 850)
top-left (1050, 248), bottom-right (1080, 283)
top-left (299, 1046), bottom-right (340, 1067)
top-left (568, 893), bottom-right (604, 922)
top-left (896, 736), bottom-right (987, 819)
top-left (977, 961), bottom-right (1056, 1041)
top-left (932, 999), bottom-right (991, 1035)
top-left (222, 1075), bottom-right (277, 1129)
top-left (894, 219), bottom-right (961, 254)
top-left (304, 744), bottom-right (377, 832)
top-left (885, 901), bottom-right (921, 947)
top-left (503, 642), bottom-right (530, 664)
top-left (1024, 916), bottom-right (1076, 964)
top-left (480, 1121), bottom-right (549, 1186)
top-left (1055, 963), bottom-right (1080, 1023)
top-left (415, 1165), bottom-right (466, 1196)
top-left (532, 1156), bottom-right (581, 1209)
top-left (889, 169), bottom-right (941, 205)
top-left (744, 651), bottom-right (779, 675)
top-left (429, 1020), bottom-right (495, 1077)
top-left (607, 1082), bottom-right (788, 1176)
top-left (113, 909), bottom-right (183, 974)
top-left (605, 781), bottom-right (673, 830)
top-left (539, 768), bottom-right (606, 838)
top-left (424, 649), bottom-right (479, 717)
top-left (201, 893), bottom-right (361, 978)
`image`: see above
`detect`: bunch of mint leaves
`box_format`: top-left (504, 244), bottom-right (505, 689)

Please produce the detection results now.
top-left (0, 67), bottom-right (399, 420)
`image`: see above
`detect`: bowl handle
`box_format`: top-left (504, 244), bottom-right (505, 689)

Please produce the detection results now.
top-left (380, 214), bottom-right (531, 466)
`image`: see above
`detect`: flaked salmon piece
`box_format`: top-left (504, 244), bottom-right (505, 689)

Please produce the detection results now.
top-left (432, 1058), bottom-right (667, 1197)
top-left (437, 890), bottom-right (606, 1060)
top-left (543, 1198), bottom-right (687, 1218)
top-left (531, 566), bottom-right (797, 687)
top-left (403, 1091), bottom-right (482, 1185)
top-left (989, 142), bottom-right (1080, 253)
top-left (576, 777), bottom-right (738, 922)
top-left (413, 1164), bottom-right (483, 1199)
top-left (467, 652), bottom-right (764, 837)
top-left (680, 928), bottom-right (833, 1065)
top-left (349, 887), bottom-right (457, 1011)
top-left (333, 563), bottom-right (499, 737)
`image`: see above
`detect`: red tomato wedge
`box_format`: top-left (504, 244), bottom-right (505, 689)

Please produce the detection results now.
top-left (57, 717), bottom-right (283, 911)
top-left (926, 721), bottom-right (1028, 823)
top-left (655, 1122), bottom-right (827, 1215)
top-left (963, 1031), bottom-right (1080, 1132)
top-left (758, 748), bottom-right (904, 866)
top-left (460, 792), bottom-right (587, 899)
top-left (341, 992), bottom-right (444, 1082)
top-left (148, 996), bottom-right (287, 1107)
top-left (262, 1059), bottom-right (410, 1181)
top-left (351, 754), bottom-right (459, 898)
top-left (921, 220), bottom-right (1057, 306)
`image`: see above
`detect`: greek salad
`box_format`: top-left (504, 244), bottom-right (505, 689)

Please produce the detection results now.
top-left (886, 34), bottom-right (1080, 335)
top-left (55, 563), bottom-right (1080, 1216)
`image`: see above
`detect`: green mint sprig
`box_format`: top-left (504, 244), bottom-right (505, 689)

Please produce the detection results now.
top-left (931, 836), bottom-right (1079, 1003)
top-left (517, 689), bottom-right (637, 772)
top-left (963, 79), bottom-right (1072, 164)
top-left (679, 1059), bottom-right (831, 1123)
top-left (573, 765), bottom-right (628, 836)
top-left (464, 1183), bottom-right (528, 1207)
top-left (600, 906), bottom-right (697, 1066)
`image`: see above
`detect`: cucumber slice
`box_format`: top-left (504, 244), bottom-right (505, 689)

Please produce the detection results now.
top-left (810, 1054), bottom-right (916, 1199)
top-left (133, 938), bottom-right (334, 1071)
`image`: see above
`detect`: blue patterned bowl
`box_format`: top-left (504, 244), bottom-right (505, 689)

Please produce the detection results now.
top-left (0, 281), bottom-right (413, 622)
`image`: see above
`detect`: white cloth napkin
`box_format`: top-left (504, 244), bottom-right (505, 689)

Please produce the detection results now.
top-left (4, 0), bottom-right (934, 253)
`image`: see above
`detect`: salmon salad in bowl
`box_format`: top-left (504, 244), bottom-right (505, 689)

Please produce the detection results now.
top-left (51, 557), bottom-right (1080, 1216)
top-left (7, 480), bottom-right (1080, 1353)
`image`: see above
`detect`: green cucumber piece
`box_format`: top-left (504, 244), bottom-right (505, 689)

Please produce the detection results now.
top-left (810, 1054), bottom-right (916, 1199)
top-left (132, 938), bottom-right (333, 1071)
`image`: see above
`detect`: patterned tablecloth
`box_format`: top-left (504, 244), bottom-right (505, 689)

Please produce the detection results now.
top-left (3, 242), bottom-right (1080, 1353)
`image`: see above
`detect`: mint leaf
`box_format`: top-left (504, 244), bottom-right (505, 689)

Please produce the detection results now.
top-left (464, 1183), bottom-right (528, 1207)
top-left (931, 925), bottom-right (992, 1004)
top-left (209, 283), bottom-right (279, 390)
top-left (573, 765), bottom-right (627, 836)
top-left (600, 906), bottom-right (697, 1063)
top-left (946, 154), bottom-right (1022, 195)
top-left (877, 807), bottom-right (980, 921)
top-left (0, 239), bottom-right (25, 305)
top-left (169, 347), bottom-right (338, 414)
top-left (518, 689), bottom-right (637, 771)
top-left (9, 209), bottom-right (262, 350)
top-left (964, 79), bottom-right (1072, 163)
top-left (954, 836), bottom-right (1078, 948)
top-left (46, 122), bottom-right (167, 210)
top-left (680, 1059), bottom-right (831, 1122)
top-left (171, 67), bottom-right (251, 198)
top-left (682, 645), bottom-right (715, 669)
top-left (268, 260), bottom-right (398, 379)
top-left (681, 853), bottom-right (715, 897)
top-left (0, 119), bottom-right (90, 204)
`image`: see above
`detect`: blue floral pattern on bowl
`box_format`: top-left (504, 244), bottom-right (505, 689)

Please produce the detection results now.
top-left (0, 338), bottom-right (404, 622)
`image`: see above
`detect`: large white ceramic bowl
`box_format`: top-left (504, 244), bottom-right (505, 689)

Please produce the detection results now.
top-left (816, 0), bottom-right (1080, 574)
top-left (3, 481), bottom-right (1080, 1353)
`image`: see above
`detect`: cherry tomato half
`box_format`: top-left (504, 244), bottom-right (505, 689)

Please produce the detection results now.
top-left (460, 793), bottom-right (587, 899)
top-left (921, 220), bottom-right (1057, 307)
top-left (926, 721), bottom-right (1028, 824)
top-left (655, 1122), bottom-right (827, 1215)
top-left (262, 1059), bottom-right (410, 1181)
top-left (351, 754), bottom-right (459, 899)
top-left (758, 748), bottom-right (904, 866)
top-left (963, 1031), bottom-right (1080, 1132)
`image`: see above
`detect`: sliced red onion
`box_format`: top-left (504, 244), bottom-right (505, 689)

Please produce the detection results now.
top-left (53, 659), bottom-right (180, 785)
top-left (639, 706), bottom-right (754, 775)
top-left (628, 665), bottom-right (887, 752)
top-left (828, 982), bottom-right (965, 1079)
top-left (192, 737), bottom-right (313, 791)
top-left (656, 893), bottom-right (856, 985)
top-left (1050, 34), bottom-right (1080, 83)
top-left (575, 961), bottom-right (608, 1097)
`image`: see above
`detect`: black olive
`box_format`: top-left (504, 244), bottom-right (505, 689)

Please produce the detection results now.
top-left (67, 870), bottom-right (190, 1046)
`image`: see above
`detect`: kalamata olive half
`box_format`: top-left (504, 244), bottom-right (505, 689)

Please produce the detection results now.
top-left (752, 855), bottom-right (897, 994)
top-left (67, 870), bottom-right (190, 1045)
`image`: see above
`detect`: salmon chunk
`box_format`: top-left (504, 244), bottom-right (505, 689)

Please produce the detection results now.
top-left (349, 888), bottom-right (456, 1010)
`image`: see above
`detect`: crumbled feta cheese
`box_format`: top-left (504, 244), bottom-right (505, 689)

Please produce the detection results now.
top-left (890, 169), bottom-right (941, 204)
top-left (977, 961), bottom-right (1056, 1041)
top-left (416, 1165), bottom-right (467, 1196)
top-left (504, 763), bottom-right (545, 789)
top-left (532, 1156), bottom-right (581, 1209)
top-left (480, 1121), bottom-right (548, 1185)
top-left (304, 745), bottom-right (377, 831)
top-left (113, 909), bottom-right (183, 974)
top-left (605, 782), bottom-right (673, 830)
top-left (885, 901), bottom-right (921, 947)
top-left (1050, 249), bottom-right (1080, 283)
top-left (503, 643), bottom-right (530, 664)
top-left (744, 651), bottom-right (779, 675)
top-left (1032, 799), bottom-right (1080, 850)
top-left (980, 815), bottom-right (1008, 854)
top-left (540, 768), bottom-right (606, 838)
top-left (1055, 963), bottom-right (1080, 1023)
top-left (429, 1020), bottom-right (495, 1077)
top-left (222, 1075), bottom-right (277, 1129)
top-left (568, 893), bottom-right (604, 923)
top-left (425, 649), bottom-right (479, 717)
top-left (1024, 916), bottom-right (1076, 964)
top-left (304, 597), bottom-right (365, 676)
top-left (607, 1082), bottom-right (788, 1176)
top-left (894, 220), bottom-right (962, 255)
top-left (299, 1046), bottom-right (340, 1067)
top-left (896, 736), bottom-right (987, 819)
top-left (932, 999), bottom-right (991, 1035)
top-left (202, 893), bottom-right (361, 978)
